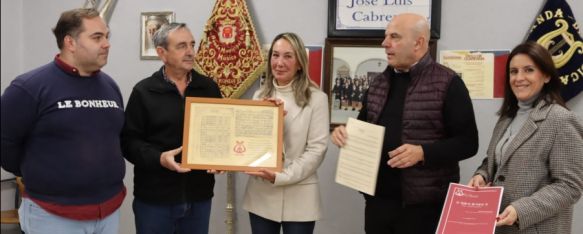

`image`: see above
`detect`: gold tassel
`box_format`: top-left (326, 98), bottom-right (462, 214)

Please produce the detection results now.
top-left (245, 27), bottom-right (250, 49)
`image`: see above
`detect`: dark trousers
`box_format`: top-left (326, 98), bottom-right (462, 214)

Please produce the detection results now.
top-left (249, 212), bottom-right (315, 234)
top-left (364, 196), bottom-right (442, 234)
top-left (133, 198), bottom-right (212, 234)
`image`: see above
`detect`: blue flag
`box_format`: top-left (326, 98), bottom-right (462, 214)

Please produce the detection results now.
top-left (526, 0), bottom-right (583, 101)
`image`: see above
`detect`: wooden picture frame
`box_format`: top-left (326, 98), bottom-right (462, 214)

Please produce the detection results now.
top-left (324, 38), bottom-right (437, 126)
top-left (181, 97), bottom-right (284, 172)
top-left (327, 0), bottom-right (441, 39)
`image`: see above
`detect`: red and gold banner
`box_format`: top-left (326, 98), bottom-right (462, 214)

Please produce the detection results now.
top-left (195, 0), bottom-right (264, 98)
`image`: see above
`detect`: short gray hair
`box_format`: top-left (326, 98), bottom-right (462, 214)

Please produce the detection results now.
top-left (152, 22), bottom-right (187, 49)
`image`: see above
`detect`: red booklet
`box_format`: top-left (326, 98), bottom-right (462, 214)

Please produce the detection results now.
top-left (436, 183), bottom-right (503, 234)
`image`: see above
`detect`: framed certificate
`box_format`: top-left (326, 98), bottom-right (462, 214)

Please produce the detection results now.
top-left (328, 0), bottom-right (441, 39)
top-left (439, 50), bottom-right (510, 99)
top-left (181, 97), bottom-right (284, 172)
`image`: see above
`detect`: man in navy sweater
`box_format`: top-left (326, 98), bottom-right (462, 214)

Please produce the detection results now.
top-left (1, 8), bottom-right (126, 234)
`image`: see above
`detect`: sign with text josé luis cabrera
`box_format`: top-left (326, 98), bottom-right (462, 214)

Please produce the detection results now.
top-left (336, 0), bottom-right (432, 30)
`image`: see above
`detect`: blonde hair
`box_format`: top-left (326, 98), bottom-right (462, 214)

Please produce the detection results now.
top-left (259, 32), bottom-right (315, 107)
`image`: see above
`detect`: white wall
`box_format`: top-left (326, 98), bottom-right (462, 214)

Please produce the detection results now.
top-left (1, 0), bottom-right (582, 233)
top-left (1, 1), bottom-right (23, 233)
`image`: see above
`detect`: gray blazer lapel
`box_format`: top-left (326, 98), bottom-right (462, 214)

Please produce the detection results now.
top-left (489, 117), bottom-right (511, 177)
top-left (500, 101), bottom-right (551, 167)
top-left (501, 120), bottom-right (537, 167)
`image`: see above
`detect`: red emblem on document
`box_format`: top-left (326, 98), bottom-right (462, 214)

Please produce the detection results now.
top-left (233, 141), bottom-right (246, 154)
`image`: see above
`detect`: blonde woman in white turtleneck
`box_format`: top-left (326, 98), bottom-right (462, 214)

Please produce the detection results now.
top-left (469, 42), bottom-right (583, 234)
top-left (242, 32), bottom-right (329, 234)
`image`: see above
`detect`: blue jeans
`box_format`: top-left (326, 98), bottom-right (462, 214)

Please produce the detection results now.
top-left (133, 198), bottom-right (211, 234)
top-left (249, 212), bottom-right (315, 234)
top-left (18, 198), bottom-right (120, 234)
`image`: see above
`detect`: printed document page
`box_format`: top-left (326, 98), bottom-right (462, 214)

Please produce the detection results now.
top-left (335, 118), bottom-right (385, 195)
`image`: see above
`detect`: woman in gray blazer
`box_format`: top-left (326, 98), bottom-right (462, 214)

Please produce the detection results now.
top-left (469, 41), bottom-right (583, 234)
top-left (242, 32), bottom-right (329, 234)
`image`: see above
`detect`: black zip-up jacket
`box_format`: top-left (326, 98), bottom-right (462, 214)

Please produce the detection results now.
top-left (121, 66), bottom-right (221, 204)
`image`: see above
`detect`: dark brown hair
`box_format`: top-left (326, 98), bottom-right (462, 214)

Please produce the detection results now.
top-left (52, 8), bottom-right (100, 49)
top-left (498, 41), bottom-right (566, 117)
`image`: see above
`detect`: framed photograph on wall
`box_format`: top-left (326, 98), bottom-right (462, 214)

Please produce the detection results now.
top-left (324, 38), bottom-right (385, 126)
top-left (327, 0), bottom-right (441, 39)
top-left (140, 11), bottom-right (175, 60)
top-left (324, 38), bottom-right (437, 126)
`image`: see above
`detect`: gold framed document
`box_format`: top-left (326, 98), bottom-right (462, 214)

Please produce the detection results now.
top-left (181, 97), bottom-right (284, 172)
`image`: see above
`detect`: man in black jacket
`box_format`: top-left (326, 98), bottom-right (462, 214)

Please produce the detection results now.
top-left (121, 22), bottom-right (221, 234)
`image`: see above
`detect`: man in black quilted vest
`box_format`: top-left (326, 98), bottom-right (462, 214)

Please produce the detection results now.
top-left (331, 13), bottom-right (479, 234)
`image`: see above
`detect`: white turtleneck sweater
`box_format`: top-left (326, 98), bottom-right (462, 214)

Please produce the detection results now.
top-left (272, 80), bottom-right (302, 128)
